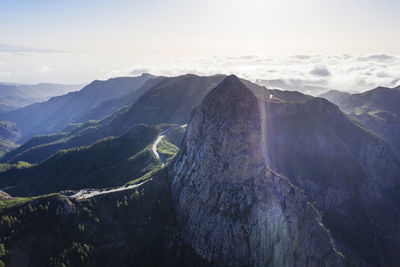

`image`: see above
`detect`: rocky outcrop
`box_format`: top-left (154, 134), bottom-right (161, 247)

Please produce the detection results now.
top-left (171, 76), bottom-right (344, 266)
top-left (55, 196), bottom-right (76, 215)
top-left (0, 190), bottom-right (12, 200)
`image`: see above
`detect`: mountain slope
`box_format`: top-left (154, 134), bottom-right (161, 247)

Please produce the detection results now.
top-left (0, 121), bottom-right (19, 155)
top-left (259, 98), bottom-right (400, 264)
top-left (326, 86), bottom-right (400, 157)
top-left (0, 171), bottom-right (206, 266)
top-left (318, 89), bottom-right (351, 104)
top-left (72, 76), bottom-right (165, 123)
top-left (2, 74), bottom-right (226, 164)
top-left (3, 74), bottom-right (313, 164)
top-left (0, 74), bottom-right (155, 142)
top-left (171, 75), bottom-right (400, 265)
top-left (0, 124), bottom-right (162, 196)
top-left (108, 74), bottom-right (226, 127)
top-left (0, 123), bottom-right (185, 197)
top-left (170, 76), bottom-right (344, 266)
top-left (0, 83), bottom-right (83, 113)
top-left (1, 74), bottom-right (399, 265)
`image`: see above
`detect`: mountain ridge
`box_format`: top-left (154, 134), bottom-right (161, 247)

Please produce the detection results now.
top-left (0, 74), bottom-right (155, 143)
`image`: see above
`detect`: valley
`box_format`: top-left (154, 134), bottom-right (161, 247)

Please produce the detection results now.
top-left (0, 73), bottom-right (399, 266)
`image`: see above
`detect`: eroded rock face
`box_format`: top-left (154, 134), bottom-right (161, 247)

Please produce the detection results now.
top-left (171, 76), bottom-right (343, 266)
top-left (258, 94), bottom-right (400, 265)
top-left (0, 190), bottom-right (12, 200)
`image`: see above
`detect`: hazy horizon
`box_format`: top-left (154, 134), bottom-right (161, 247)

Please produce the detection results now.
top-left (1, 0), bottom-right (400, 92)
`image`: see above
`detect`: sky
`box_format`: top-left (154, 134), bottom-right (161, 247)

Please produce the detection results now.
top-left (0, 0), bottom-right (400, 93)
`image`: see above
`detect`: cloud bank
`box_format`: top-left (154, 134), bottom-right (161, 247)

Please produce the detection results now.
top-left (1, 50), bottom-right (400, 95)
top-left (0, 43), bottom-right (63, 53)
top-left (107, 54), bottom-right (400, 95)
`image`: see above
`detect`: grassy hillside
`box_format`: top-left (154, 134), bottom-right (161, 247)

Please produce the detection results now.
top-left (0, 124), bottom-right (163, 196)
top-left (0, 123), bottom-right (185, 197)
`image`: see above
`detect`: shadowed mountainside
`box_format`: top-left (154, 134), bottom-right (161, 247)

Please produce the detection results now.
top-left (320, 86), bottom-right (400, 158)
top-left (0, 83), bottom-right (83, 113)
top-left (0, 74), bottom-right (155, 143)
top-left (171, 75), bottom-right (400, 266)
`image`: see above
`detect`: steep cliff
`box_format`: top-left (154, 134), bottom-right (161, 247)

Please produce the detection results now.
top-left (170, 76), bottom-right (344, 266)
top-left (260, 96), bottom-right (400, 265)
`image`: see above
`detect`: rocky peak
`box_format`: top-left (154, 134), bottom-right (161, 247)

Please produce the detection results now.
top-left (198, 74), bottom-right (259, 124)
top-left (170, 76), bottom-right (344, 266)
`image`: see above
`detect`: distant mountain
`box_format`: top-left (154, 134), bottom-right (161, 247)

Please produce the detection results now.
top-left (171, 75), bottom-right (400, 265)
top-left (0, 121), bottom-right (19, 155)
top-left (2, 75), bottom-right (313, 164)
top-left (256, 78), bottom-right (333, 96)
top-left (0, 74), bottom-right (400, 266)
top-left (72, 76), bottom-right (165, 123)
top-left (1, 74), bottom-right (226, 163)
top-left (0, 83), bottom-right (83, 112)
top-left (318, 89), bottom-right (351, 104)
top-left (324, 86), bottom-right (400, 157)
top-left (0, 74), bottom-right (155, 142)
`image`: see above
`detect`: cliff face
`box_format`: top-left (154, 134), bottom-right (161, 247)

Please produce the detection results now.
top-left (261, 97), bottom-right (400, 208)
top-left (170, 76), bottom-right (344, 266)
top-left (260, 96), bottom-right (400, 265)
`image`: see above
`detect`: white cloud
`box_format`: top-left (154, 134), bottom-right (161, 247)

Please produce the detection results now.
top-left (356, 54), bottom-right (395, 62)
top-left (310, 66), bottom-right (331, 77)
top-left (0, 43), bottom-right (64, 53)
top-left (104, 54), bottom-right (400, 95)
top-left (0, 71), bottom-right (12, 77)
top-left (38, 65), bottom-right (52, 73)
top-left (1, 51), bottom-right (400, 94)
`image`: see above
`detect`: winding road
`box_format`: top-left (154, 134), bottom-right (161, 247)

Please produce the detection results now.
top-left (69, 124), bottom-right (188, 200)
top-left (70, 180), bottom-right (150, 200)
top-left (152, 131), bottom-right (168, 165)
top-left (152, 124), bottom-right (187, 166)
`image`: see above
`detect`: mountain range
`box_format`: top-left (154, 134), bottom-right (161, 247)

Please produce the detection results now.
top-left (0, 74), bottom-right (225, 164)
top-left (320, 86), bottom-right (400, 158)
top-left (0, 82), bottom-right (83, 113)
top-left (0, 73), bottom-right (155, 143)
top-left (0, 74), bottom-right (399, 266)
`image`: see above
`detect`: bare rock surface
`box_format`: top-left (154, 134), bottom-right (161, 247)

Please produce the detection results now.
top-left (171, 76), bottom-right (344, 266)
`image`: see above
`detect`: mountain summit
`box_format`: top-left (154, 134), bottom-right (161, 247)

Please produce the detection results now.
top-left (170, 76), bottom-right (344, 266)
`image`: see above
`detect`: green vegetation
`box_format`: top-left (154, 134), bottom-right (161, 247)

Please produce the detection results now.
top-left (0, 193), bottom-right (58, 212)
top-left (0, 124), bottom-right (163, 196)
top-left (338, 86), bottom-right (400, 157)
top-left (0, 123), bottom-right (184, 198)
top-left (164, 125), bottom-right (186, 147)
top-left (1, 75), bottom-right (221, 164)
top-left (0, 121), bottom-right (19, 156)
top-left (1, 132), bottom-right (67, 163)
top-left (0, 161), bottom-right (33, 173)
top-left (157, 137), bottom-right (179, 162)
top-left (0, 170), bottom-right (208, 266)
